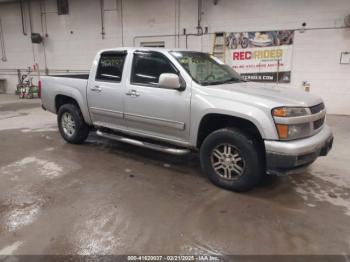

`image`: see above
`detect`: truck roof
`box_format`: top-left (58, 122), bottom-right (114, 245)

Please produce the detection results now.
top-left (97, 47), bottom-right (195, 54)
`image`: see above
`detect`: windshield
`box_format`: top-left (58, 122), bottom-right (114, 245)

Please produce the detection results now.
top-left (170, 51), bottom-right (244, 86)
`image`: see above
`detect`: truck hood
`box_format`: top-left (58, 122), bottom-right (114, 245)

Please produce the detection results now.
top-left (203, 81), bottom-right (323, 108)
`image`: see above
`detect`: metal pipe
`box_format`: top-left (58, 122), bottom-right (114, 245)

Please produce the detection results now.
top-left (19, 0), bottom-right (27, 35)
top-left (174, 0), bottom-right (177, 47)
top-left (40, 0), bottom-right (48, 36)
top-left (186, 33), bottom-right (197, 48)
top-left (27, 0), bottom-right (33, 34)
top-left (0, 18), bottom-right (7, 62)
top-left (100, 0), bottom-right (105, 39)
top-left (0, 73), bottom-right (25, 76)
top-left (299, 26), bottom-right (349, 31)
top-left (177, 0), bottom-right (180, 47)
top-left (227, 25), bottom-right (348, 34)
top-left (96, 130), bottom-right (191, 155)
top-left (196, 0), bottom-right (203, 35)
top-left (17, 69), bottom-right (21, 83)
top-left (0, 68), bottom-right (89, 72)
top-left (173, 0), bottom-right (181, 48)
top-left (120, 0), bottom-right (124, 46)
top-left (133, 24), bottom-right (348, 49)
top-left (39, 0), bottom-right (48, 74)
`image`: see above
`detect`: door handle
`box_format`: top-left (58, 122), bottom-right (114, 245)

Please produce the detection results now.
top-left (126, 89), bottom-right (140, 97)
top-left (91, 85), bottom-right (102, 92)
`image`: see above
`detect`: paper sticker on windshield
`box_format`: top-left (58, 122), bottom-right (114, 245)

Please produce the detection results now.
top-left (210, 55), bottom-right (225, 65)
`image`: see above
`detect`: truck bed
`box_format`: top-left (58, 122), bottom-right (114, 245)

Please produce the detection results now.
top-left (41, 75), bottom-right (89, 117)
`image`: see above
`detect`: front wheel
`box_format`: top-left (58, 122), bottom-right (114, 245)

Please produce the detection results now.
top-left (57, 103), bottom-right (89, 144)
top-left (200, 128), bottom-right (264, 192)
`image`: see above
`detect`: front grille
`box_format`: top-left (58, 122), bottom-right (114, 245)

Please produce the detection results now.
top-left (310, 103), bottom-right (325, 114)
top-left (313, 116), bottom-right (325, 130)
top-left (309, 103), bottom-right (325, 131)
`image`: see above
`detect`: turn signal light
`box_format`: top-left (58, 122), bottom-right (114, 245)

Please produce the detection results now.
top-left (272, 107), bottom-right (309, 117)
top-left (272, 107), bottom-right (287, 117)
top-left (276, 124), bottom-right (289, 139)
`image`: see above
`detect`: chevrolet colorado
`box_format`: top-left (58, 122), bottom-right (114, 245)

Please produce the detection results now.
top-left (41, 47), bottom-right (333, 191)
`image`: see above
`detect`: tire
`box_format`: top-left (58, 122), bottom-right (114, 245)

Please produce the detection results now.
top-left (200, 128), bottom-right (264, 192)
top-left (57, 103), bottom-right (89, 144)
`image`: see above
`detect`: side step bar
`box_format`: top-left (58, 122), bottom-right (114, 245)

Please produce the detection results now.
top-left (96, 130), bottom-right (191, 156)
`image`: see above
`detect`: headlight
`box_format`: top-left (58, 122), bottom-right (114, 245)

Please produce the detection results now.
top-left (275, 123), bottom-right (311, 140)
top-left (272, 107), bottom-right (309, 117)
top-left (272, 107), bottom-right (311, 140)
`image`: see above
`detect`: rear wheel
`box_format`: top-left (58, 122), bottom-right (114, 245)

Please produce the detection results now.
top-left (57, 103), bottom-right (89, 144)
top-left (200, 128), bottom-right (264, 192)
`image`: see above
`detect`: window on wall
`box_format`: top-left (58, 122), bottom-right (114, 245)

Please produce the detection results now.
top-left (95, 52), bottom-right (127, 82)
top-left (131, 52), bottom-right (178, 86)
top-left (140, 41), bottom-right (165, 48)
top-left (57, 0), bottom-right (69, 15)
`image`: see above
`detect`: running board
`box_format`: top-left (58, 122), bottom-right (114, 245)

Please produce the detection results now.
top-left (96, 130), bottom-right (191, 156)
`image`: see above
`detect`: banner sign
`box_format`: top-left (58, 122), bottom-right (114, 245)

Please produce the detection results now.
top-left (225, 30), bottom-right (294, 83)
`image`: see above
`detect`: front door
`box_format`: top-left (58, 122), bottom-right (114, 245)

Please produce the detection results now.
top-left (124, 51), bottom-right (191, 145)
top-left (87, 51), bottom-right (127, 129)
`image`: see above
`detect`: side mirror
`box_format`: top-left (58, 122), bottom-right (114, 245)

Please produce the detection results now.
top-left (159, 73), bottom-right (184, 90)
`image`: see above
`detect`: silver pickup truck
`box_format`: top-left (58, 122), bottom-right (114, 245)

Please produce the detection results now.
top-left (41, 47), bottom-right (333, 191)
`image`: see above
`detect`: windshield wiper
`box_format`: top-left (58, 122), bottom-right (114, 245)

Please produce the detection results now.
top-left (201, 77), bottom-right (241, 86)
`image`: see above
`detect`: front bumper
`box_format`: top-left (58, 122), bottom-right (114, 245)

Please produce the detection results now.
top-left (264, 125), bottom-right (333, 175)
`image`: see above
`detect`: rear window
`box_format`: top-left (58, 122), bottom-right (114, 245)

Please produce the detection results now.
top-left (96, 52), bottom-right (127, 82)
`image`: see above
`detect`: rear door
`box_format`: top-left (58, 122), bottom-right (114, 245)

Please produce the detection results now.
top-left (87, 51), bottom-right (127, 129)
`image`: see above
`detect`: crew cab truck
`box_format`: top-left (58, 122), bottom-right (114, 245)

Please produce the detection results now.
top-left (41, 47), bottom-right (333, 192)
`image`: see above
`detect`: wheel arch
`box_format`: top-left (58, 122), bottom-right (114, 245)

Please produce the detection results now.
top-left (55, 94), bottom-right (78, 112)
top-left (196, 113), bottom-right (265, 149)
top-left (55, 93), bottom-right (92, 125)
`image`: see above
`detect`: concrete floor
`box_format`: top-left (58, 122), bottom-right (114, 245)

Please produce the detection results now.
top-left (0, 94), bottom-right (349, 255)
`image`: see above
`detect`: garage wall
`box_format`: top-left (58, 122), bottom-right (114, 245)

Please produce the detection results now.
top-left (0, 0), bottom-right (349, 114)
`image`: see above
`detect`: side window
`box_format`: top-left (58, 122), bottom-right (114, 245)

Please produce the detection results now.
top-left (131, 52), bottom-right (177, 86)
top-left (95, 52), bottom-right (126, 82)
